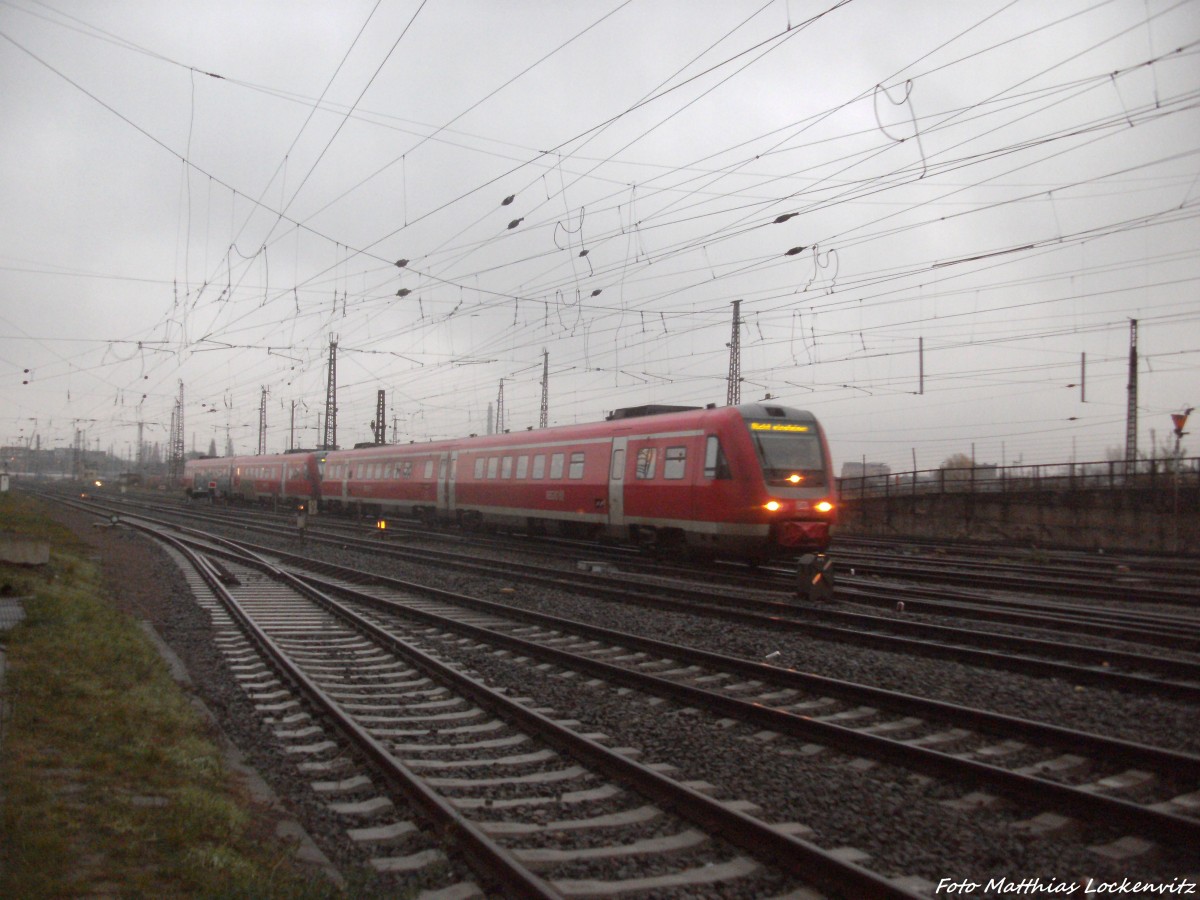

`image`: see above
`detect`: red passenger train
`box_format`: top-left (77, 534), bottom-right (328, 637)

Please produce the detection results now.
top-left (184, 452), bottom-right (321, 507)
top-left (184, 402), bottom-right (836, 561)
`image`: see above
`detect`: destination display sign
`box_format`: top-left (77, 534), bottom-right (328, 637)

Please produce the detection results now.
top-left (749, 422), bottom-right (810, 433)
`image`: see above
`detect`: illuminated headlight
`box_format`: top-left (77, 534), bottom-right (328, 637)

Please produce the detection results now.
top-left (764, 500), bottom-right (782, 512)
top-left (787, 473), bottom-right (803, 484)
top-left (815, 500), bottom-right (834, 513)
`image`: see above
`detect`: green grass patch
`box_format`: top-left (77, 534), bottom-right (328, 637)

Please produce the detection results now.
top-left (0, 497), bottom-right (347, 898)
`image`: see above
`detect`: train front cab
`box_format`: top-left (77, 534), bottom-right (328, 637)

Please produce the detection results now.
top-left (740, 406), bottom-right (836, 554)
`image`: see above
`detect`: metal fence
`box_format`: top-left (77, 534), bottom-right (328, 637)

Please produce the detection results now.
top-left (837, 456), bottom-right (1200, 500)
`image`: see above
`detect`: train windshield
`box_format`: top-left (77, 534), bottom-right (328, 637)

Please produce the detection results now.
top-left (745, 421), bottom-right (827, 487)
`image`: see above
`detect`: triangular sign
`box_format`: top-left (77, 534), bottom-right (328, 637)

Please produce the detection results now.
top-left (1172, 413), bottom-right (1189, 432)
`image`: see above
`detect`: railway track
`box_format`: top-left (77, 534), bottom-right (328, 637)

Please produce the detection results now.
top-left (128, 512), bottom-right (1200, 893)
top-left (143, 519), bottom-right (914, 898)
top-left (73, 493), bottom-right (1200, 701)
top-left (40, 490), bottom-right (1200, 891)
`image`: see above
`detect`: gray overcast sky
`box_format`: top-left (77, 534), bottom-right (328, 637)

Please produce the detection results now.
top-left (2, 0), bottom-right (1197, 472)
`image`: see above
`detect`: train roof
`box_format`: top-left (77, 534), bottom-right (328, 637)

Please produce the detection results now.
top-left (606, 404), bottom-right (702, 420)
top-left (319, 403), bottom-right (823, 459)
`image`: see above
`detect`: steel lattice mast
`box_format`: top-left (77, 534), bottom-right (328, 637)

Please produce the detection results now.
top-left (726, 299), bottom-right (742, 406)
top-left (1125, 319), bottom-right (1138, 464)
top-left (496, 378), bottom-right (505, 434)
top-left (323, 335), bottom-right (338, 451)
top-left (539, 349), bottom-right (549, 429)
top-left (168, 380), bottom-right (185, 483)
top-left (257, 386), bottom-right (268, 455)
top-left (374, 389), bottom-right (386, 444)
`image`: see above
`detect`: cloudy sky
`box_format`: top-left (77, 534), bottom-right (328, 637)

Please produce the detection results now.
top-left (2, 0), bottom-right (1197, 473)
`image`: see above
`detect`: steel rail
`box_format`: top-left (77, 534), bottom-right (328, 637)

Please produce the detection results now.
top-left (131, 524), bottom-right (563, 899)
top-left (277, 569), bottom-right (1200, 848)
top-left (146, 519), bottom-right (924, 900)
top-left (119, 498), bottom-right (1200, 702)
top-left (197, 541), bottom-right (1200, 850)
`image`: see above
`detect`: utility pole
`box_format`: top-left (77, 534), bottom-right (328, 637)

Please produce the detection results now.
top-left (323, 335), bottom-right (338, 451)
top-left (726, 299), bottom-right (742, 406)
top-left (496, 379), bottom-right (506, 434)
top-left (539, 348), bottom-right (549, 429)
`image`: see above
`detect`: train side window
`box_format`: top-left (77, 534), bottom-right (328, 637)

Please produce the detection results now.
top-left (664, 446), bottom-right (686, 479)
top-left (474, 458), bottom-right (484, 479)
top-left (704, 436), bottom-right (731, 479)
top-left (549, 453), bottom-right (565, 479)
top-left (635, 447), bottom-right (656, 479)
top-left (501, 456), bottom-right (513, 479)
top-left (516, 455), bottom-right (529, 478)
top-left (486, 457), bottom-right (499, 479)
top-left (568, 452), bottom-right (585, 479)
top-left (424, 460), bottom-right (434, 479)
top-left (532, 455), bottom-right (546, 479)
top-left (610, 448), bottom-right (624, 480)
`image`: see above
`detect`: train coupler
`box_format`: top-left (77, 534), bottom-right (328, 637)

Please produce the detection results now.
top-left (796, 553), bottom-right (835, 602)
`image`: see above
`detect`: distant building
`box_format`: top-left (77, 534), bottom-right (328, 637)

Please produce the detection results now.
top-left (840, 461), bottom-right (891, 480)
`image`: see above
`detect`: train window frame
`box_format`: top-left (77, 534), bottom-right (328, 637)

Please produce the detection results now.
top-left (704, 436), bottom-right (731, 479)
top-left (635, 447), bottom-right (657, 480)
top-left (474, 457), bottom-right (485, 480)
top-left (532, 455), bottom-right (546, 479)
top-left (516, 455), bottom-right (529, 479)
top-left (568, 452), bottom-right (585, 479)
top-left (424, 459), bottom-right (434, 479)
top-left (549, 453), bottom-right (565, 479)
top-left (663, 446), bottom-right (687, 480)
top-left (610, 448), bottom-right (624, 480)
top-left (487, 457), bottom-right (500, 479)
top-left (401, 461), bottom-right (413, 478)
top-left (501, 456), bottom-right (513, 479)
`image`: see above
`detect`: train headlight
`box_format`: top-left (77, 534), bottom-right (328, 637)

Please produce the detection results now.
top-left (764, 500), bottom-right (782, 512)
top-left (787, 473), bottom-right (803, 484)
top-left (815, 500), bottom-right (834, 513)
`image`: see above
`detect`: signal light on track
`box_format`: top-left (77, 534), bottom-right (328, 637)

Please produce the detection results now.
top-left (376, 519), bottom-right (388, 532)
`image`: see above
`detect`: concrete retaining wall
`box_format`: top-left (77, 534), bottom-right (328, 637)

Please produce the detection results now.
top-left (836, 486), bottom-right (1199, 553)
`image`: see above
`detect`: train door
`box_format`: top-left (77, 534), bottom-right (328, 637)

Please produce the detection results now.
top-left (608, 436), bottom-right (627, 531)
top-left (437, 452), bottom-right (450, 515)
top-left (445, 451), bottom-right (458, 517)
